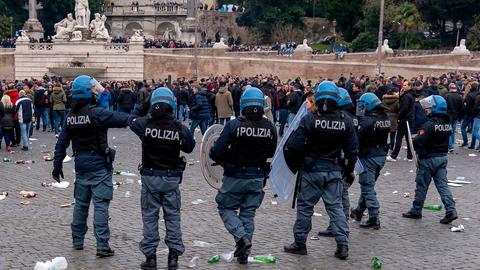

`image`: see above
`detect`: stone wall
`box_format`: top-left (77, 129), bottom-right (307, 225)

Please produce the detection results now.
top-left (14, 42), bottom-right (144, 81)
top-left (0, 49), bottom-right (15, 80)
top-left (144, 50), bottom-right (480, 80)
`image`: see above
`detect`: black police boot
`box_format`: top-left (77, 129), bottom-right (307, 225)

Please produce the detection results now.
top-left (317, 228), bottom-right (334, 237)
top-left (359, 217), bottom-right (380, 230)
top-left (237, 254), bottom-right (248, 265)
top-left (167, 251), bottom-right (178, 270)
top-left (350, 208), bottom-right (363, 222)
top-left (234, 235), bottom-right (252, 257)
top-left (402, 211), bottom-right (422, 219)
top-left (283, 242), bottom-right (307, 255)
top-left (334, 245), bottom-right (348, 260)
top-left (140, 254), bottom-right (157, 270)
top-left (440, 211), bottom-right (458, 224)
top-left (96, 248), bottom-right (115, 258)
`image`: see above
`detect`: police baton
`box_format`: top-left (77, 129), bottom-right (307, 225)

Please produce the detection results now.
top-left (291, 170), bottom-right (302, 209)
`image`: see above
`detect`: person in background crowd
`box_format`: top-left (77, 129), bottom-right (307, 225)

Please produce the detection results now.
top-left (286, 82), bottom-right (303, 124)
top-left (15, 90), bottom-right (34, 151)
top-left (0, 95), bottom-right (15, 152)
top-left (382, 88), bottom-right (399, 151)
top-left (51, 83), bottom-right (67, 137)
top-left (215, 81), bottom-right (233, 125)
top-left (118, 83), bottom-right (136, 114)
top-left (444, 83), bottom-right (465, 152)
top-left (4, 84), bottom-right (20, 146)
top-left (34, 85), bottom-right (51, 132)
top-left (388, 81), bottom-right (415, 162)
top-left (189, 83), bottom-right (210, 135)
top-left (461, 82), bottom-right (479, 149)
top-left (276, 83), bottom-right (288, 136)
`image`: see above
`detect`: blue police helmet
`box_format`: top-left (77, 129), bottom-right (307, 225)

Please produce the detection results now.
top-left (358, 93), bottom-right (382, 112)
top-left (337, 87), bottom-right (352, 107)
top-left (420, 95), bottom-right (447, 115)
top-left (72, 75), bottom-right (96, 100)
top-left (150, 87), bottom-right (177, 110)
top-left (314, 81), bottom-right (340, 104)
top-left (240, 87), bottom-right (265, 111)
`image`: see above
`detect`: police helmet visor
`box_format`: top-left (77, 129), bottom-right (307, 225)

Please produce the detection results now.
top-left (356, 100), bottom-right (366, 117)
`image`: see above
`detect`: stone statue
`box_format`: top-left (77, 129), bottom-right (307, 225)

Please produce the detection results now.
top-left (71, 31), bottom-right (83, 41)
top-left (377, 39), bottom-right (394, 55)
top-left (90, 13), bottom-right (110, 40)
top-left (163, 28), bottom-right (174, 40)
top-left (130, 30), bottom-right (145, 42)
top-left (212, 37), bottom-right (229, 49)
top-left (75, 0), bottom-right (91, 28)
top-left (17, 30), bottom-right (30, 42)
top-left (452, 39), bottom-right (471, 55)
top-left (294, 39), bottom-right (313, 53)
top-left (53, 13), bottom-right (77, 40)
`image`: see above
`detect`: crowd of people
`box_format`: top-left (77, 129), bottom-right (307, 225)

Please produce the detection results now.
top-left (1, 72), bottom-right (480, 154)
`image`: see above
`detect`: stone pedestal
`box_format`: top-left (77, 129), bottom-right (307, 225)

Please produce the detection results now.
top-left (75, 27), bottom-right (91, 41)
top-left (22, 19), bottom-right (44, 40)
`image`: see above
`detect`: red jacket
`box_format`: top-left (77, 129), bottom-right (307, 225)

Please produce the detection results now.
top-left (4, 89), bottom-right (19, 121)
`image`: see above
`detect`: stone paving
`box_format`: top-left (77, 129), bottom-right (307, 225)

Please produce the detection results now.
top-left (1, 127), bottom-right (480, 270)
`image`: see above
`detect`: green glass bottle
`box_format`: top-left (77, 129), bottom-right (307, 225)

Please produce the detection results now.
top-left (423, 204), bottom-right (442, 211)
top-left (208, 255), bottom-right (220, 264)
top-left (371, 257), bottom-right (382, 269)
top-left (253, 255), bottom-right (276, 263)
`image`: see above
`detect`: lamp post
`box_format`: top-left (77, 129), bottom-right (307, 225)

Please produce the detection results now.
top-left (375, 0), bottom-right (385, 76)
top-left (9, 16), bottom-right (13, 38)
top-left (193, 0), bottom-right (199, 79)
top-left (456, 21), bottom-right (463, 47)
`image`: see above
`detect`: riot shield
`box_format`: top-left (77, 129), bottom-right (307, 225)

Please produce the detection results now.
top-left (268, 102), bottom-right (308, 204)
top-left (200, 124), bottom-right (225, 189)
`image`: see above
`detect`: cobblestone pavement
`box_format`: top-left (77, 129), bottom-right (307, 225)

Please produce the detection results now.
top-left (1, 127), bottom-right (480, 270)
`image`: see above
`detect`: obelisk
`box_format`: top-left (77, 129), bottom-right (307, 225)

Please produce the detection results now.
top-left (22, 0), bottom-right (45, 40)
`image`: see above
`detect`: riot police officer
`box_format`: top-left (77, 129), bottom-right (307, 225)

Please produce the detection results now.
top-left (283, 81), bottom-right (358, 260)
top-left (317, 87), bottom-right (357, 237)
top-left (350, 93), bottom-right (391, 229)
top-left (210, 87), bottom-right (277, 264)
top-left (129, 87), bottom-right (195, 270)
top-left (402, 95), bottom-right (458, 224)
top-left (52, 75), bottom-right (131, 257)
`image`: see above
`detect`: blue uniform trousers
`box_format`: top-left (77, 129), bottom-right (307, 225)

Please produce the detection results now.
top-left (294, 170), bottom-right (348, 246)
top-left (71, 169), bottom-right (113, 250)
top-left (216, 176), bottom-right (265, 244)
top-left (354, 156), bottom-right (386, 218)
top-left (139, 175), bottom-right (184, 256)
top-left (410, 156), bottom-right (456, 215)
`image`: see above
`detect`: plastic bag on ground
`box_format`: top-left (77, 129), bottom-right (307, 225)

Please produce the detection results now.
top-left (52, 181), bottom-right (70, 189)
top-left (34, 257), bottom-right (68, 270)
top-left (188, 256), bottom-right (200, 268)
top-left (191, 199), bottom-right (207, 205)
top-left (220, 251), bottom-right (234, 262)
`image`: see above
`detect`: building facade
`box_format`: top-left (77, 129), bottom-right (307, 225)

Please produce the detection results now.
top-left (103, 0), bottom-right (217, 42)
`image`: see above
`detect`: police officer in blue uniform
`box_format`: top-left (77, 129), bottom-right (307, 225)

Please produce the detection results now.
top-left (129, 87), bottom-right (195, 270)
top-left (52, 75), bottom-right (131, 257)
top-left (350, 93), bottom-right (391, 229)
top-left (210, 87), bottom-right (277, 264)
top-left (402, 95), bottom-right (458, 224)
top-left (317, 87), bottom-right (357, 237)
top-left (283, 81), bottom-right (358, 259)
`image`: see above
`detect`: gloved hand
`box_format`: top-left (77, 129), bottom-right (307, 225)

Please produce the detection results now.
top-left (345, 172), bottom-right (355, 185)
top-left (52, 168), bottom-right (64, 183)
